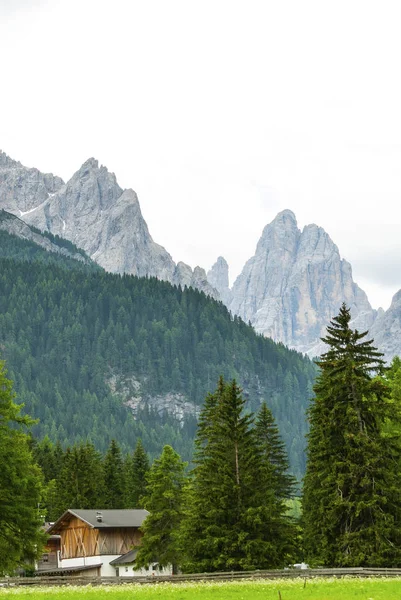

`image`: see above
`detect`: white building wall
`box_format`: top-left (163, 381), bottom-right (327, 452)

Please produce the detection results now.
top-left (60, 555), bottom-right (117, 576)
top-left (118, 564), bottom-right (173, 577)
top-left (59, 555), bottom-right (173, 577)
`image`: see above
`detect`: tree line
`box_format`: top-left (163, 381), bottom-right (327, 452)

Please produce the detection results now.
top-left (33, 437), bottom-right (150, 522)
top-left (1, 362), bottom-right (298, 574)
top-left (3, 303), bottom-right (401, 573)
top-left (136, 308), bottom-right (401, 570)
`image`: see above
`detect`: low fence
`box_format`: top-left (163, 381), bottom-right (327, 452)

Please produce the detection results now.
top-left (2, 567), bottom-right (401, 587)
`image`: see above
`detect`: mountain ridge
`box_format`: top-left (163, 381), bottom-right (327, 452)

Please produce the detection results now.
top-left (1, 149), bottom-right (399, 361)
top-left (0, 151), bottom-right (218, 299)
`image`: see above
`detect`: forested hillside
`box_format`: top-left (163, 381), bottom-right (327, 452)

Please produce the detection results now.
top-left (0, 231), bottom-right (316, 479)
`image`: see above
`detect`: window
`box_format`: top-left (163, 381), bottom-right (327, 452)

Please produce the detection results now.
top-left (115, 568), bottom-right (120, 577)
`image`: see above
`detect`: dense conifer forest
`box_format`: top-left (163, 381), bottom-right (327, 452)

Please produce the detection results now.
top-left (0, 230), bottom-right (316, 478)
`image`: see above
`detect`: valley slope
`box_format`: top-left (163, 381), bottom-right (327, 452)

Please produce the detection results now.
top-left (0, 226), bottom-right (315, 479)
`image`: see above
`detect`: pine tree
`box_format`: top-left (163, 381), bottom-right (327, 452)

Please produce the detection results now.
top-left (0, 362), bottom-right (46, 574)
top-left (303, 303), bottom-right (401, 566)
top-left (255, 402), bottom-right (297, 500)
top-left (125, 439), bottom-right (150, 508)
top-left (135, 445), bottom-right (186, 572)
top-left (181, 378), bottom-right (294, 572)
top-left (103, 439), bottom-right (125, 509)
top-left (54, 443), bottom-right (104, 515)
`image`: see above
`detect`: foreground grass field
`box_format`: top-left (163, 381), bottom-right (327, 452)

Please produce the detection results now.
top-left (1, 578), bottom-right (401, 600)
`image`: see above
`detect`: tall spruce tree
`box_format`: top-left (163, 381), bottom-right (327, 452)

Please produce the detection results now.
top-left (103, 439), bottom-right (125, 509)
top-left (0, 362), bottom-right (46, 574)
top-left (181, 378), bottom-right (295, 572)
top-left (125, 439), bottom-right (150, 508)
top-left (255, 402), bottom-right (297, 500)
top-left (303, 303), bottom-right (401, 567)
top-left (54, 442), bottom-right (104, 515)
top-left (135, 445), bottom-right (186, 572)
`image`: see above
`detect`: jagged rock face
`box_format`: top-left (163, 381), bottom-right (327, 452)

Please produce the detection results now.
top-left (107, 374), bottom-right (200, 423)
top-left (0, 210), bottom-right (92, 265)
top-left (172, 262), bottom-right (219, 299)
top-left (19, 158), bottom-right (178, 279)
top-left (0, 150), bottom-right (64, 214)
top-left (207, 256), bottom-right (231, 304)
top-left (229, 210), bottom-right (377, 356)
top-left (370, 291), bottom-right (401, 363)
top-left (190, 266), bottom-right (219, 299)
top-left (0, 152), bottom-right (218, 296)
top-left (172, 261), bottom-right (193, 287)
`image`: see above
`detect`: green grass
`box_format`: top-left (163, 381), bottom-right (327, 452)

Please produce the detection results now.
top-left (1, 578), bottom-right (401, 600)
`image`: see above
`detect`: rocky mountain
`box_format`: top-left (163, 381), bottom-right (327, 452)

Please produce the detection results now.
top-left (0, 151), bottom-right (64, 213)
top-left (2, 150), bottom-right (397, 361)
top-left (207, 256), bottom-right (231, 305)
top-left (370, 293), bottom-right (401, 363)
top-left (227, 210), bottom-right (378, 357)
top-left (0, 151), bottom-right (217, 297)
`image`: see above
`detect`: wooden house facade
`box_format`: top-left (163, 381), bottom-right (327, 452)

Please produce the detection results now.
top-left (43, 509), bottom-right (152, 577)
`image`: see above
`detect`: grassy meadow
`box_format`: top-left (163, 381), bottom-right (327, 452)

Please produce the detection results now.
top-left (1, 578), bottom-right (401, 600)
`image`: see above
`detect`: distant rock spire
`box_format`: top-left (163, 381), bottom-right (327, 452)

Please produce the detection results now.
top-left (207, 257), bottom-right (231, 305)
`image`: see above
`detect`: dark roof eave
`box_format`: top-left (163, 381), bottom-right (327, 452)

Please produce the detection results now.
top-left (109, 548), bottom-right (139, 565)
top-left (35, 563), bottom-right (103, 576)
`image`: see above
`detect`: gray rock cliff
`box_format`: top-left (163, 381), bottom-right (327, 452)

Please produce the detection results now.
top-left (172, 262), bottom-right (219, 299)
top-left (207, 256), bottom-right (231, 304)
top-left (0, 152), bottom-right (217, 297)
top-left (370, 292), bottom-right (401, 363)
top-left (229, 210), bottom-right (377, 356)
top-left (0, 150), bottom-right (64, 214)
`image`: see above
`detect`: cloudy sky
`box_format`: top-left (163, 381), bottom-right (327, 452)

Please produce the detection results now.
top-left (1, 0), bottom-right (400, 309)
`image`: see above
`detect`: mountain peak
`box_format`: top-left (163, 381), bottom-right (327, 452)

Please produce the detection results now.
top-left (207, 256), bottom-right (231, 304)
top-left (298, 223), bottom-right (339, 259)
top-left (0, 150), bottom-right (21, 168)
top-left (389, 289), bottom-right (401, 310)
top-left (231, 208), bottom-right (376, 355)
top-left (78, 157), bottom-right (99, 172)
top-left (215, 256), bottom-right (229, 268)
top-left (272, 209), bottom-right (297, 226)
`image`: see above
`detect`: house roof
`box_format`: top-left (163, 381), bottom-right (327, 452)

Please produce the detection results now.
top-left (36, 563), bottom-right (103, 575)
top-left (109, 548), bottom-right (139, 565)
top-left (47, 509), bottom-right (149, 534)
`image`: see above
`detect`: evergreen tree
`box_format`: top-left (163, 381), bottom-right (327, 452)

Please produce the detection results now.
top-left (103, 439), bottom-right (125, 509)
top-left (0, 362), bottom-right (46, 574)
top-left (32, 436), bottom-right (59, 483)
top-left (385, 356), bottom-right (401, 407)
top-left (182, 378), bottom-right (294, 572)
top-left (54, 443), bottom-right (104, 515)
top-left (303, 303), bottom-right (401, 566)
top-left (135, 445), bottom-right (186, 572)
top-left (125, 439), bottom-right (150, 508)
top-left (255, 402), bottom-right (297, 500)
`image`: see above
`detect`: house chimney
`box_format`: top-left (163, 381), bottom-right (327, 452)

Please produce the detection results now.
top-left (96, 512), bottom-right (103, 523)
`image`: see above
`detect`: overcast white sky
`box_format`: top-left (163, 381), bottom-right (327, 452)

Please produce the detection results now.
top-left (1, 0), bottom-right (400, 309)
